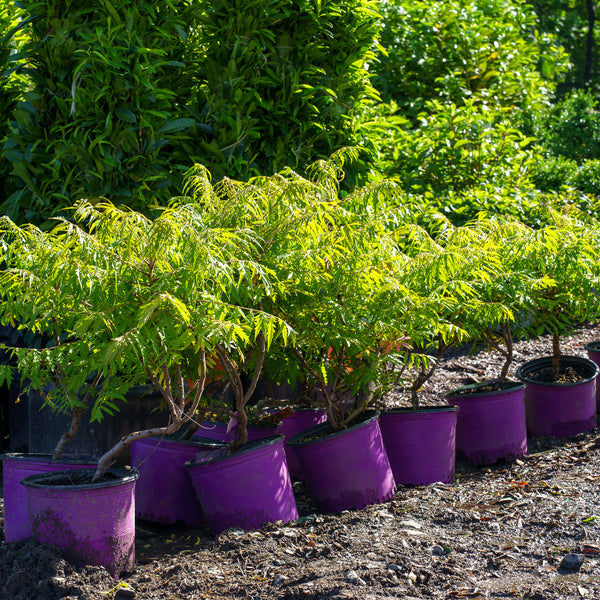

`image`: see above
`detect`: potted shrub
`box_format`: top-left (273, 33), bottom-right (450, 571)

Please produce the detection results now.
top-left (515, 208), bottom-right (600, 438)
top-left (440, 215), bottom-right (536, 465)
top-left (0, 195), bottom-right (288, 573)
top-left (376, 217), bottom-right (469, 483)
top-left (262, 161), bottom-right (411, 512)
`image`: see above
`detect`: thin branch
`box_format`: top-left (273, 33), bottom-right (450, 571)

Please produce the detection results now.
top-left (242, 332), bottom-right (266, 405)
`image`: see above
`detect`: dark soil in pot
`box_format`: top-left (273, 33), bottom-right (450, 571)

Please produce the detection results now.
top-left (522, 364), bottom-right (586, 384)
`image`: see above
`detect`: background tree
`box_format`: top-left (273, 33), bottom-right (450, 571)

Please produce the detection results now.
top-left (4, 0), bottom-right (196, 223)
top-left (184, 0), bottom-right (382, 183)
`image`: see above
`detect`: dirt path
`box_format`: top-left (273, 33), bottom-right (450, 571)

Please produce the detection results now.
top-left (1, 325), bottom-right (600, 600)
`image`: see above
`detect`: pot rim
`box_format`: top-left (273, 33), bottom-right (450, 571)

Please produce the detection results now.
top-left (197, 419), bottom-right (280, 432)
top-left (183, 434), bottom-right (284, 469)
top-left (445, 379), bottom-right (525, 399)
top-left (287, 409), bottom-right (380, 448)
top-left (136, 434), bottom-right (227, 449)
top-left (20, 467), bottom-right (140, 490)
top-left (516, 355), bottom-right (599, 386)
top-left (585, 341), bottom-right (600, 352)
top-left (0, 452), bottom-right (97, 464)
top-left (381, 406), bottom-right (458, 415)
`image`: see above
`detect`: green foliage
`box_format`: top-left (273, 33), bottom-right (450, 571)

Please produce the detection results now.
top-left (528, 0), bottom-right (597, 94)
top-left (0, 188), bottom-right (292, 473)
top-left (566, 160), bottom-right (600, 197)
top-left (392, 99), bottom-right (537, 195)
top-left (0, 2), bottom-right (29, 202)
top-left (186, 0), bottom-right (382, 181)
top-left (4, 0), bottom-right (197, 223)
top-left (374, 0), bottom-right (569, 120)
top-left (528, 90), bottom-right (600, 161)
top-left (519, 207), bottom-right (600, 363)
top-left (529, 155), bottom-right (577, 192)
top-left (183, 152), bottom-right (415, 427)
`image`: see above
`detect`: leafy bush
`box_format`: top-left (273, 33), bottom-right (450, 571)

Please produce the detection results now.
top-left (520, 207), bottom-right (600, 372)
top-left (392, 99), bottom-right (537, 195)
top-left (185, 0), bottom-right (382, 182)
top-left (567, 160), bottom-right (600, 196)
top-left (4, 0), bottom-right (197, 223)
top-left (529, 155), bottom-right (577, 192)
top-left (0, 3), bottom-right (28, 203)
top-left (528, 90), bottom-right (600, 161)
top-left (374, 0), bottom-right (569, 120)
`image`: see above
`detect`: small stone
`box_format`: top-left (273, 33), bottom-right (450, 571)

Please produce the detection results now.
top-left (578, 586), bottom-right (590, 597)
top-left (432, 545), bottom-right (445, 556)
top-left (273, 574), bottom-right (288, 586)
top-left (560, 553), bottom-right (585, 572)
top-left (345, 569), bottom-right (359, 582)
top-left (115, 587), bottom-right (136, 599)
top-left (387, 564), bottom-right (402, 573)
top-left (344, 570), bottom-right (366, 586)
top-left (400, 519), bottom-right (422, 530)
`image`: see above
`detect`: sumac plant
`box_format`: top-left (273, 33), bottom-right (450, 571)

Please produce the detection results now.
top-left (0, 197), bottom-right (289, 480)
top-left (521, 207), bottom-right (600, 378)
top-left (181, 153), bottom-right (413, 431)
top-left (391, 212), bottom-right (546, 405)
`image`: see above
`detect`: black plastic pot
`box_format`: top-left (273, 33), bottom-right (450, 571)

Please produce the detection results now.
top-left (27, 385), bottom-right (165, 461)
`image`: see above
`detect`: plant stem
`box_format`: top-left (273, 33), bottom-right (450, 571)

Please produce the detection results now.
top-left (552, 331), bottom-right (561, 379)
top-left (496, 320), bottom-right (513, 387)
top-left (92, 354), bottom-right (207, 482)
top-left (52, 406), bottom-right (85, 460)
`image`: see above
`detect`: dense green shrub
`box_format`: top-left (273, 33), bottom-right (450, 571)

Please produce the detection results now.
top-left (4, 0), bottom-right (197, 223)
top-left (0, 2), bottom-right (28, 203)
top-left (527, 90), bottom-right (600, 161)
top-left (185, 0), bottom-right (382, 182)
top-left (392, 99), bottom-right (537, 195)
top-left (529, 155), bottom-right (577, 192)
top-left (528, 0), bottom-right (598, 94)
top-left (2, 0), bottom-right (387, 222)
top-left (374, 0), bottom-right (569, 120)
top-left (567, 160), bottom-right (600, 197)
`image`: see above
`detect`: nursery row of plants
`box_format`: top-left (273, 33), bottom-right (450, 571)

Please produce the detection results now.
top-left (1, 0), bottom-right (600, 579)
top-left (2, 157), bottom-right (600, 574)
top-left (0, 155), bottom-right (598, 462)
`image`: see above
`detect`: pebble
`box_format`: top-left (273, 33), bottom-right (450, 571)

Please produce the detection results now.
top-left (115, 587), bottom-right (136, 599)
top-left (345, 570), bottom-right (367, 586)
top-left (431, 545), bottom-right (446, 556)
top-left (273, 574), bottom-right (288, 586)
top-left (560, 553), bottom-right (585, 572)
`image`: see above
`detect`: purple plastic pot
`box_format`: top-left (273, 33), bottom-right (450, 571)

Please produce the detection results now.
top-left (130, 436), bottom-right (226, 526)
top-left (379, 407), bottom-right (457, 485)
top-left (184, 435), bottom-right (298, 536)
top-left (274, 408), bottom-right (328, 479)
top-left (517, 355), bottom-right (598, 438)
top-left (2, 453), bottom-right (97, 542)
top-left (287, 410), bottom-right (395, 513)
top-left (21, 468), bottom-right (139, 577)
top-left (585, 342), bottom-right (600, 412)
top-left (446, 381), bottom-right (527, 465)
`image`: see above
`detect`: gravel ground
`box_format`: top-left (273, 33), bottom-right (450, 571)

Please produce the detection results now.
top-left (1, 324), bottom-right (600, 600)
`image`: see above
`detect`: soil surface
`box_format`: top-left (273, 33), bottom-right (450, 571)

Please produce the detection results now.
top-left (2, 325), bottom-right (600, 600)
